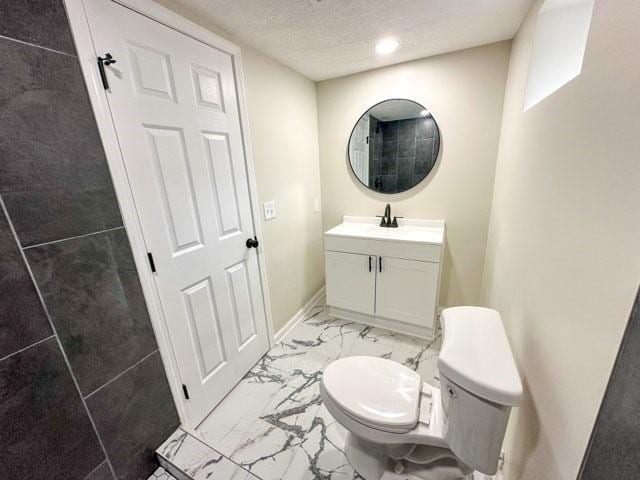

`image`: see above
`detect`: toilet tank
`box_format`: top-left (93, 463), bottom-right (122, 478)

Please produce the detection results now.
top-left (437, 307), bottom-right (523, 475)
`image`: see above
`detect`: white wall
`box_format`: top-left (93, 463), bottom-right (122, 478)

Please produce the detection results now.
top-left (241, 47), bottom-right (325, 331)
top-left (316, 42), bottom-right (511, 306)
top-left (156, 0), bottom-right (325, 332)
top-left (524, 0), bottom-right (594, 110)
top-left (481, 1), bottom-right (640, 478)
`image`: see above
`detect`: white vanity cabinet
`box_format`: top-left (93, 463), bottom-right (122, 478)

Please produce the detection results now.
top-left (324, 216), bottom-right (445, 339)
top-left (325, 251), bottom-right (376, 315)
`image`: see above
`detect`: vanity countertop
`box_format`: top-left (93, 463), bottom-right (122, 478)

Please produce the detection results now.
top-left (325, 216), bottom-right (445, 245)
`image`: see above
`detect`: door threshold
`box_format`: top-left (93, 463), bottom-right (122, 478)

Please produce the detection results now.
top-left (156, 428), bottom-right (260, 480)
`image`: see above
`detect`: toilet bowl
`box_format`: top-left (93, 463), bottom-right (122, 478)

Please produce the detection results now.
top-left (320, 306), bottom-right (523, 480)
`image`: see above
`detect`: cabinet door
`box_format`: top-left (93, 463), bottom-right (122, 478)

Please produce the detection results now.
top-left (376, 257), bottom-right (438, 328)
top-left (325, 251), bottom-right (376, 315)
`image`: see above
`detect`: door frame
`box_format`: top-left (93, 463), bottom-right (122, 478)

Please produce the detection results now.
top-left (64, 0), bottom-right (275, 431)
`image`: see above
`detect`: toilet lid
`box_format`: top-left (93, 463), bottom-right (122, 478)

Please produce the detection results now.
top-left (438, 307), bottom-right (523, 406)
top-left (321, 356), bottom-right (422, 432)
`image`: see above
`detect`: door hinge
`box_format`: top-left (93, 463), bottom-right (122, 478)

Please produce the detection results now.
top-left (97, 53), bottom-right (116, 90)
top-left (182, 384), bottom-right (190, 400)
top-left (147, 252), bottom-right (157, 273)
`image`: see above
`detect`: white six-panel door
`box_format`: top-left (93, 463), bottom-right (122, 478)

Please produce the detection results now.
top-left (84, 0), bottom-right (269, 426)
top-left (349, 116), bottom-right (369, 185)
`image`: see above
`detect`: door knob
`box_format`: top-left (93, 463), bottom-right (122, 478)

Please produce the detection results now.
top-left (246, 236), bottom-right (259, 248)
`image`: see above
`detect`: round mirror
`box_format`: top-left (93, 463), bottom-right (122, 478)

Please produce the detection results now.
top-left (348, 99), bottom-right (440, 194)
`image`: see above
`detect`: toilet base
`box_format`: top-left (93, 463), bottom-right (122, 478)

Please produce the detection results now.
top-left (345, 432), bottom-right (473, 480)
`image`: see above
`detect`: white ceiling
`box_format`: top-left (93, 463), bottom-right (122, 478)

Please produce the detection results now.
top-left (368, 99), bottom-right (425, 121)
top-left (168, 0), bottom-right (533, 81)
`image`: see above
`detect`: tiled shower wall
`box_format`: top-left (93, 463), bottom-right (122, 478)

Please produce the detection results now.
top-left (0, 2), bottom-right (179, 479)
top-left (367, 115), bottom-right (439, 193)
top-left (579, 286), bottom-right (640, 479)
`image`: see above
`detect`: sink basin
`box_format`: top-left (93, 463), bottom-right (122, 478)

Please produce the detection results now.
top-left (325, 216), bottom-right (445, 245)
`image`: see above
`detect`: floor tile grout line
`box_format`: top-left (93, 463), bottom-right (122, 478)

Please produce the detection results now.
top-left (0, 196), bottom-right (118, 479)
top-left (196, 311), bottom-right (334, 479)
top-left (172, 427), bottom-right (263, 480)
top-left (22, 225), bottom-right (125, 250)
top-left (84, 348), bottom-right (159, 400)
top-left (83, 459), bottom-right (109, 480)
top-left (216, 445), bottom-right (262, 479)
top-left (0, 33), bottom-right (77, 57)
top-left (194, 309), bottom-right (441, 480)
top-left (0, 334), bottom-right (56, 364)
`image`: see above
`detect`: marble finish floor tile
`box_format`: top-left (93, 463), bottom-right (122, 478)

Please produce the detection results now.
top-left (196, 304), bottom-right (442, 480)
top-left (157, 428), bottom-right (259, 480)
top-left (149, 466), bottom-right (178, 480)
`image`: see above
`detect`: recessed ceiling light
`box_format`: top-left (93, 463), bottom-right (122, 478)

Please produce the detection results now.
top-left (375, 38), bottom-right (399, 56)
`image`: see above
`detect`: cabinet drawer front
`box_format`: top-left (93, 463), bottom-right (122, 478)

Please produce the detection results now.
top-left (325, 235), bottom-right (441, 263)
top-left (376, 257), bottom-right (438, 329)
top-left (325, 251), bottom-right (376, 315)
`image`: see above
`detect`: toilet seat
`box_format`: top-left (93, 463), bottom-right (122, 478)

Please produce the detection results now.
top-left (321, 308), bottom-right (523, 480)
top-left (321, 357), bottom-right (448, 450)
top-left (321, 358), bottom-right (469, 480)
top-left (322, 356), bottom-right (423, 433)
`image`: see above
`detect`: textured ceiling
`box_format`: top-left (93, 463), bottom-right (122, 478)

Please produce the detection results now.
top-left (368, 99), bottom-right (426, 121)
top-left (168, 0), bottom-right (533, 81)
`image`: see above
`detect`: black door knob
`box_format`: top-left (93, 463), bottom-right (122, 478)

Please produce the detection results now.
top-left (246, 236), bottom-right (259, 248)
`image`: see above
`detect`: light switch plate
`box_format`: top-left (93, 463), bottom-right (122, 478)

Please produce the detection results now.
top-left (263, 200), bottom-right (276, 220)
top-left (313, 197), bottom-right (320, 213)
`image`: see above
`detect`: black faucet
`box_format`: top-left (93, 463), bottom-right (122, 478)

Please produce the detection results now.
top-left (378, 203), bottom-right (394, 228)
top-left (384, 204), bottom-right (391, 226)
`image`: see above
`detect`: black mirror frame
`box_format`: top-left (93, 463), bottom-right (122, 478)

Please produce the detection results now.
top-left (347, 98), bottom-right (441, 194)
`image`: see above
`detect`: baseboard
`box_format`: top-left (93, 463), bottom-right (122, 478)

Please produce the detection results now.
top-left (273, 286), bottom-right (326, 343)
top-left (328, 305), bottom-right (434, 340)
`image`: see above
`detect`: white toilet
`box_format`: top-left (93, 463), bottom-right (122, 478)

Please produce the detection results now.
top-left (320, 306), bottom-right (523, 480)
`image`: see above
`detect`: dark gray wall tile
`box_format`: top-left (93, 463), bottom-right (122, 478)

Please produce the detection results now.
top-left (381, 140), bottom-right (398, 158)
top-left (397, 157), bottom-right (416, 192)
top-left (85, 461), bottom-right (114, 480)
top-left (397, 174), bottom-right (414, 192)
top-left (413, 173), bottom-right (428, 185)
top-left (26, 228), bottom-right (157, 395)
top-left (381, 121), bottom-right (398, 141)
top-left (0, 208), bottom-right (52, 358)
top-left (415, 139), bottom-right (435, 174)
top-left (0, 4), bottom-right (177, 479)
top-left (87, 352), bottom-right (180, 480)
top-left (397, 157), bottom-right (415, 178)
top-left (3, 186), bottom-right (122, 248)
top-left (0, 37), bottom-right (121, 246)
top-left (398, 136), bottom-right (416, 158)
top-left (371, 160), bottom-right (381, 177)
top-left (0, 337), bottom-right (104, 479)
top-left (579, 287), bottom-right (640, 480)
top-left (379, 175), bottom-right (397, 193)
top-left (416, 116), bottom-right (436, 139)
top-left (365, 112), bottom-right (440, 194)
top-left (0, 0), bottom-right (76, 54)
top-left (397, 119), bottom-right (416, 157)
top-left (380, 142), bottom-right (398, 175)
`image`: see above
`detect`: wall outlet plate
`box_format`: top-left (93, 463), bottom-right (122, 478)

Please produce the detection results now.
top-left (263, 200), bottom-right (276, 220)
